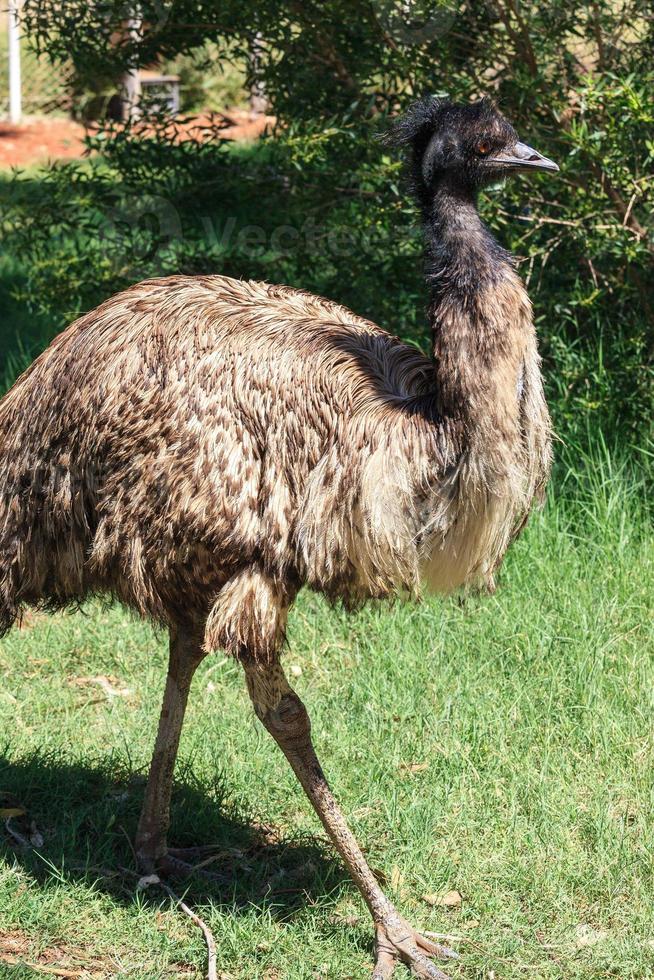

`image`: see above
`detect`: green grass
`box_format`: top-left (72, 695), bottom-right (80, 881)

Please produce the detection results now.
top-left (1, 448), bottom-right (653, 979)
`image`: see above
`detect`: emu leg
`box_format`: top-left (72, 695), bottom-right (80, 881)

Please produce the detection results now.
top-left (135, 625), bottom-right (208, 877)
top-left (243, 660), bottom-right (457, 980)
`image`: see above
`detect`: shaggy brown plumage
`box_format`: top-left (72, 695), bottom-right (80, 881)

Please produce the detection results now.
top-left (0, 98), bottom-right (557, 979)
top-left (0, 270), bottom-right (548, 649)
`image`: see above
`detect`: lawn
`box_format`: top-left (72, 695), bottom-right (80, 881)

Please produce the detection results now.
top-left (1, 442), bottom-right (653, 979)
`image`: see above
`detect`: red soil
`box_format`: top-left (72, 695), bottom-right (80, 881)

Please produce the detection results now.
top-left (0, 108), bottom-right (275, 169)
top-left (0, 116), bottom-right (85, 169)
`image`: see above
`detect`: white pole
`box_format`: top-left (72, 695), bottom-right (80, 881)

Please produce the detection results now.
top-left (122, 13), bottom-right (141, 121)
top-left (8, 0), bottom-right (22, 125)
top-left (249, 33), bottom-right (267, 117)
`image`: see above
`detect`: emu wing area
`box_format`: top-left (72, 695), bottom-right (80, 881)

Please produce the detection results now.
top-left (0, 275), bottom-right (437, 639)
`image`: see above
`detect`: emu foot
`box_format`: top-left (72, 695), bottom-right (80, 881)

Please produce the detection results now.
top-left (138, 845), bottom-right (227, 883)
top-left (372, 910), bottom-right (458, 980)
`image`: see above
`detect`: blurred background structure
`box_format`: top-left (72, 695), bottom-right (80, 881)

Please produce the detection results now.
top-left (0, 1), bottom-right (268, 166)
top-left (1, 0), bottom-right (72, 122)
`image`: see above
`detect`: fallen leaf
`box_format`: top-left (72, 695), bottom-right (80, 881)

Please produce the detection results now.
top-left (435, 890), bottom-right (462, 908)
top-left (575, 923), bottom-right (608, 947)
top-left (399, 762), bottom-right (429, 773)
top-left (390, 865), bottom-right (404, 891)
top-left (70, 675), bottom-right (132, 698)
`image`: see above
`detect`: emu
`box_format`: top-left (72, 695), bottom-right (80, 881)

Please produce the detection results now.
top-left (0, 99), bottom-right (557, 979)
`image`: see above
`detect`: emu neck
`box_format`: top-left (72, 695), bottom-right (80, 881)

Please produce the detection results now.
top-left (424, 182), bottom-right (523, 422)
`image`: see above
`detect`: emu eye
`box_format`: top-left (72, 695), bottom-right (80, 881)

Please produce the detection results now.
top-left (476, 140), bottom-right (492, 156)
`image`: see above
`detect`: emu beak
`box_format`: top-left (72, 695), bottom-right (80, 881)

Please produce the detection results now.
top-left (489, 141), bottom-right (559, 173)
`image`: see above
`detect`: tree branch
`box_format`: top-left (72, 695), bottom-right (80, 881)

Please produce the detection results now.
top-left (591, 2), bottom-right (606, 69)
top-left (495, 0), bottom-right (538, 77)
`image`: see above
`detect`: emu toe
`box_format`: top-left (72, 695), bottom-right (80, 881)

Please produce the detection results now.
top-left (137, 842), bottom-right (228, 883)
top-left (155, 849), bottom-right (228, 883)
top-left (373, 911), bottom-right (458, 980)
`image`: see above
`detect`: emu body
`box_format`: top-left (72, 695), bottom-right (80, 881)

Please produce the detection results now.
top-left (0, 270), bottom-right (547, 650)
top-left (1, 98), bottom-right (555, 979)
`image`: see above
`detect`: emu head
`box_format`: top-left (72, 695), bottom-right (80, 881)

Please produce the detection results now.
top-left (386, 97), bottom-right (558, 203)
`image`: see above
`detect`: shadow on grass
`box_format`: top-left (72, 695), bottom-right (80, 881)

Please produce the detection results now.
top-left (0, 752), bottom-right (346, 917)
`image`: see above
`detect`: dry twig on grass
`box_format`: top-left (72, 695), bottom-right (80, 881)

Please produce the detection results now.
top-left (138, 874), bottom-right (218, 980)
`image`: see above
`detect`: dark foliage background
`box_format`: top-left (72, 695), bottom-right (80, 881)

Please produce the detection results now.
top-left (2, 0), bottom-right (652, 446)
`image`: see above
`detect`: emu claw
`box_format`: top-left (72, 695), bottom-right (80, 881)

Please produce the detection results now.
top-left (373, 911), bottom-right (458, 979)
top-left (138, 845), bottom-right (228, 883)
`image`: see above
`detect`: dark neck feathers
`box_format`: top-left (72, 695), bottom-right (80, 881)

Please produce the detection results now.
top-left (423, 181), bottom-right (512, 308)
top-left (421, 181), bottom-right (525, 421)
